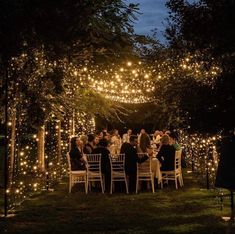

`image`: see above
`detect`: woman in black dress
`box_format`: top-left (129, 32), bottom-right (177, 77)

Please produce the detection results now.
top-left (69, 137), bottom-right (87, 171)
top-left (157, 134), bottom-right (176, 171)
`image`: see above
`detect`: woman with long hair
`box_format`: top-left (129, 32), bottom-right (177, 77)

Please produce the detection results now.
top-left (69, 137), bottom-right (87, 170)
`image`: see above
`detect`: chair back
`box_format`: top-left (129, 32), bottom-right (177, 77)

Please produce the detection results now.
top-left (175, 149), bottom-right (182, 170)
top-left (109, 154), bottom-right (125, 173)
top-left (86, 154), bottom-right (102, 173)
top-left (137, 153), bottom-right (151, 174)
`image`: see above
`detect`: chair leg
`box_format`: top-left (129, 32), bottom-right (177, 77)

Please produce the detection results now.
top-left (110, 177), bottom-right (113, 194)
top-left (125, 176), bottom-right (129, 194)
top-left (151, 177), bottom-right (155, 193)
top-left (136, 176), bottom-right (138, 194)
top-left (180, 174), bottom-right (184, 187)
top-left (69, 176), bottom-right (72, 193)
top-left (100, 175), bottom-right (104, 194)
top-left (85, 176), bottom-right (88, 194)
top-left (175, 176), bottom-right (178, 189)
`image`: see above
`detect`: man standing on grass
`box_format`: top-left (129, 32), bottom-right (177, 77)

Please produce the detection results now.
top-left (121, 135), bottom-right (149, 193)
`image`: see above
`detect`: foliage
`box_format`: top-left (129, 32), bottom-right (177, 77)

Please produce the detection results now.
top-left (165, 0), bottom-right (235, 131)
top-left (0, 0), bottom-right (142, 127)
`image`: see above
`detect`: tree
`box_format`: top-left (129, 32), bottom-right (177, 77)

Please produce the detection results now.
top-left (164, 0), bottom-right (235, 131)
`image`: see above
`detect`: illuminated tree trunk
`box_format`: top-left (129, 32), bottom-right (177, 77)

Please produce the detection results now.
top-left (71, 110), bottom-right (75, 136)
top-left (37, 126), bottom-right (45, 171)
top-left (57, 120), bottom-right (61, 163)
top-left (9, 110), bottom-right (16, 185)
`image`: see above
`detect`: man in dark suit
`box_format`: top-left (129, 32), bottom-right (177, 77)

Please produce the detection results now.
top-left (92, 138), bottom-right (111, 192)
top-left (120, 135), bottom-right (149, 192)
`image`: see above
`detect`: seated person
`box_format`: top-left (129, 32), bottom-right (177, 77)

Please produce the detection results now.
top-left (69, 137), bottom-right (87, 171)
top-left (157, 134), bottom-right (176, 171)
top-left (169, 132), bottom-right (181, 150)
top-left (83, 134), bottom-right (95, 154)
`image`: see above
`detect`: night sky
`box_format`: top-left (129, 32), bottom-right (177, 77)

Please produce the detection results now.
top-left (125, 0), bottom-right (168, 42)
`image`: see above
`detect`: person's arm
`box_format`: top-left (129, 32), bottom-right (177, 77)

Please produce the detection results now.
top-left (156, 147), bottom-right (164, 164)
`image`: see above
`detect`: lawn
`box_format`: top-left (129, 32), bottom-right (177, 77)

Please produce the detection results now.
top-left (0, 171), bottom-right (234, 234)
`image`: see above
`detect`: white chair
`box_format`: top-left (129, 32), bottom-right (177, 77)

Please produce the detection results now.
top-left (109, 154), bottom-right (128, 194)
top-left (66, 153), bottom-right (88, 193)
top-left (86, 154), bottom-right (104, 193)
top-left (136, 153), bottom-right (155, 193)
top-left (161, 149), bottom-right (184, 189)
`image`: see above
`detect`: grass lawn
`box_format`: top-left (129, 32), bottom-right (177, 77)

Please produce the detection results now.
top-left (0, 171), bottom-right (234, 234)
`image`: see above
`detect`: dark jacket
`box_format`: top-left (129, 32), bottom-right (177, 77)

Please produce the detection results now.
top-left (157, 144), bottom-right (176, 171)
top-left (215, 135), bottom-right (235, 190)
top-left (120, 142), bottom-right (149, 174)
top-left (83, 143), bottom-right (94, 154)
top-left (69, 147), bottom-right (86, 170)
top-left (92, 146), bottom-right (111, 174)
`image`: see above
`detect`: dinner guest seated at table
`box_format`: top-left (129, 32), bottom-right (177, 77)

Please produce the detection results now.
top-left (169, 132), bottom-right (181, 150)
top-left (92, 138), bottom-right (111, 192)
top-left (69, 137), bottom-right (87, 171)
top-left (157, 134), bottom-right (176, 171)
top-left (120, 135), bottom-right (149, 193)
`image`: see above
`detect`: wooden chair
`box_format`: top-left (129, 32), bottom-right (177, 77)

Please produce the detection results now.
top-left (86, 154), bottom-right (104, 193)
top-left (66, 153), bottom-right (87, 193)
top-left (136, 153), bottom-right (155, 193)
top-left (109, 154), bottom-right (128, 194)
top-left (161, 149), bottom-right (184, 189)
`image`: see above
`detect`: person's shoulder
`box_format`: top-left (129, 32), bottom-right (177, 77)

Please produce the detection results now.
top-left (92, 147), bottom-right (100, 153)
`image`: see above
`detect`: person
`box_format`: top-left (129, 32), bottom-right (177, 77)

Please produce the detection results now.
top-left (215, 129), bottom-right (235, 190)
top-left (157, 134), bottom-right (176, 171)
top-left (122, 129), bottom-right (132, 143)
top-left (120, 135), bottom-right (149, 192)
top-left (80, 135), bottom-right (88, 147)
top-left (152, 130), bottom-right (162, 149)
top-left (69, 137), bottom-right (87, 170)
top-left (169, 132), bottom-right (181, 150)
top-left (110, 129), bottom-right (121, 154)
top-left (139, 129), bottom-right (151, 153)
top-left (83, 134), bottom-right (95, 154)
top-left (92, 138), bottom-right (111, 192)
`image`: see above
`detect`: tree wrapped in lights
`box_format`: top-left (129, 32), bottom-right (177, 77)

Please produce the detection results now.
top-left (0, 0), bottom-right (144, 215)
top-left (165, 0), bottom-right (235, 131)
top-left (180, 132), bottom-right (220, 189)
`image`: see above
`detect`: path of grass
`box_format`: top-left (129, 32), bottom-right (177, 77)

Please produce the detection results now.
top-left (0, 171), bottom-right (234, 234)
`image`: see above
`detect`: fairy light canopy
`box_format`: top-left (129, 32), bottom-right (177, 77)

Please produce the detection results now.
top-left (69, 60), bottom-right (156, 104)
top-left (9, 50), bottom-right (222, 107)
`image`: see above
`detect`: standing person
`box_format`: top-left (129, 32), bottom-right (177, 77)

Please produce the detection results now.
top-left (139, 129), bottom-right (151, 153)
top-left (120, 135), bottom-right (149, 193)
top-left (69, 137), bottom-right (87, 170)
top-left (122, 129), bottom-right (132, 143)
top-left (92, 138), bottom-right (111, 192)
top-left (215, 129), bottom-right (235, 190)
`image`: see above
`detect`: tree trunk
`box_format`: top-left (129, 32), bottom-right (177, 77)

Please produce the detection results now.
top-left (37, 126), bottom-right (45, 171)
top-left (9, 110), bottom-right (16, 185)
top-left (71, 110), bottom-right (75, 136)
top-left (57, 120), bottom-right (61, 163)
